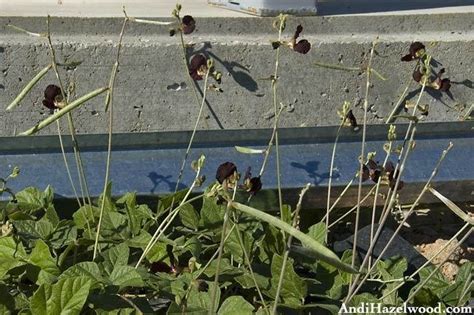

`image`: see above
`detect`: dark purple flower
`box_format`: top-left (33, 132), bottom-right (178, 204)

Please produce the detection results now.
top-left (361, 164), bottom-right (370, 182)
top-left (248, 176), bottom-right (262, 195)
top-left (241, 167), bottom-right (262, 195)
top-left (181, 15), bottom-right (196, 35)
top-left (294, 40), bottom-right (311, 54)
top-left (367, 159), bottom-right (381, 183)
top-left (439, 79), bottom-right (451, 92)
top-left (291, 25), bottom-right (311, 54)
top-left (384, 161), bottom-right (395, 177)
top-left (42, 84), bottom-right (62, 110)
top-left (412, 68), bottom-right (423, 83)
top-left (150, 261), bottom-right (173, 274)
top-left (401, 42), bottom-right (425, 62)
top-left (216, 162), bottom-right (237, 184)
top-left (345, 110), bottom-right (359, 130)
top-left (189, 54), bottom-right (207, 81)
top-left (433, 68), bottom-right (451, 92)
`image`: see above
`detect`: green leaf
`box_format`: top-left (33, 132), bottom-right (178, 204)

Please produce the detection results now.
top-left (223, 228), bottom-right (253, 264)
top-left (60, 262), bottom-right (103, 290)
top-left (179, 203), bottom-right (200, 230)
top-left (187, 282), bottom-right (220, 314)
top-left (28, 239), bottom-right (60, 285)
top-left (200, 196), bottom-right (226, 229)
top-left (441, 262), bottom-right (472, 306)
top-left (307, 222), bottom-right (327, 245)
top-left (235, 272), bottom-right (270, 290)
top-left (269, 254), bottom-right (307, 303)
top-left (101, 212), bottom-right (128, 239)
top-left (158, 189), bottom-right (189, 215)
top-left (203, 259), bottom-right (242, 278)
top-left (72, 205), bottom-right (98, 230)
top-left (259, 224), bottom-right (285, 262)
top-left (377, 256), bottom-right (407, 281)
top-left (30, 276), bottom-right (92, 315)
top-left (218, 296), bottom-right (254, 314)
top-left (11, 187), bottom-right (48, 213)
top-left (231, 202), bottom-right (357, 273)
top-left (417, 265), bottom-right (449, 297)
top-left (101, 243), bottom-right (129, 275)
top-left (0, 236), bottom-right (27, 280)
top-left (49, 221), bottom-right (77, 249)
top-left (108, 265), bottom-right (144, 289)
top-left (348, 293), bottom-right (379, 313)
top-left (167, 302), bottom-right (207, 315)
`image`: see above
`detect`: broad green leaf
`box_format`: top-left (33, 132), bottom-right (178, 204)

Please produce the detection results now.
top-left (167, 302), bottom-right (207, 315)
top-left (60, 262), bottom-right (103, 290)
top-left (269, 254), bottom-right (307, 303)
top-left (348, 293), bottom-right (379, 313)
top-left (231, 202), bottom-right (357, 273)
top-left (179, 203), bottom-right (200, 230)
top-left (218, 296), bottom-right (254, 314)
top-left (28, 239), bottom-right (60, 285)
top-left (101, 243), bottom-right (129, 275)
top-left (176, 235), bottom-right (202, 258)
top-left (108, 265), bottom-right (144, 289)
top-left (158, 189), bottom-right (189, 215)
top-left (307, 222), bottom-right (327, 245)
top-left (125, 231), bottom-right (168, 263)
top-left (44, 205), bottom-right (60, 228)
top-left (223, 228), bottom-right (253, 264)
top-left (49, 221), bottom-right (77, 249)
top-left (0, 236), bottom-right (27, 279)
top-left (187, 282), bottom-right (220, 314)
top-left (200, 196), bottom-right (226, 229)
top-left (30, 276), bottom-right (91, 315)
top-left (441, 262), bottom-right (472, 306)
top-left (417, 265), bottom-right (449, 297)
top-left (377, 256), bottom-right (407, 281)
top-left (11, 187), bottom-right (46, 213)
top-left (260, 223), bottom-right (285, 262)
top-left (100, 212), bottom-right (128, 239)
top-left (235, 272), bottom-right (270, 290)
top-left (203, 259), bottom-right (242, 278)
top-left (72, 205), bottom-right (98, 230)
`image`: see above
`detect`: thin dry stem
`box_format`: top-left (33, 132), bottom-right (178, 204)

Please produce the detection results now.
top-left (93, 16), bottom-right (128, 260)
top-left (272, 183), bottom-right (311, 314)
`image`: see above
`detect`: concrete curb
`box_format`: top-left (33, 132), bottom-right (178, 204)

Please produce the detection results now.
top-left (1, 14), bottom-right (473, 136)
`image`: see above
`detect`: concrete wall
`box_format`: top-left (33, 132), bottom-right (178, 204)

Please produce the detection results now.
top-left (0, 13), bottom-right (473, 136)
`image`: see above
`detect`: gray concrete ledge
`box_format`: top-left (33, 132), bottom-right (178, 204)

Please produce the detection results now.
top-left (1, 14), bottom-right (473, 136)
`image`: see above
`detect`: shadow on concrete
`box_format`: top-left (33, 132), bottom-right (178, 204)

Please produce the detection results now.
top-left (183, 44), bottom-right (226, 130)
top-left (290, 160), bottom-right (338, 185)
top-left (317, 0), bottom-right (470, 16)
top-left (196, 42), bottom-right (259, 92)
top-left (148, 172), bottom-right (186, 193)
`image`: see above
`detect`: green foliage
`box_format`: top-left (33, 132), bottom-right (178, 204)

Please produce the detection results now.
top-left (0, 185), bottom-right (468, 313)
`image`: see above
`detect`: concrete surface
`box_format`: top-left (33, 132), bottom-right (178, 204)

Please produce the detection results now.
top-left (0, 13), bottom-right (473, 136)
top-left (1, 0), bottom-right (474, 17)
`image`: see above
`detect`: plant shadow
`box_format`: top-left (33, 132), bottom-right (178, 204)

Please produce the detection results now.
top-left (290, 161), bottom-right (339, 185)
top-left (148, 172), bottom-right (187, 194)
top-left (193, 42), bottom-right (259, 92)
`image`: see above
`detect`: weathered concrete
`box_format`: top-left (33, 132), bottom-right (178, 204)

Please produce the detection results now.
top-left (0, 14), bottom-right (473, 136)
